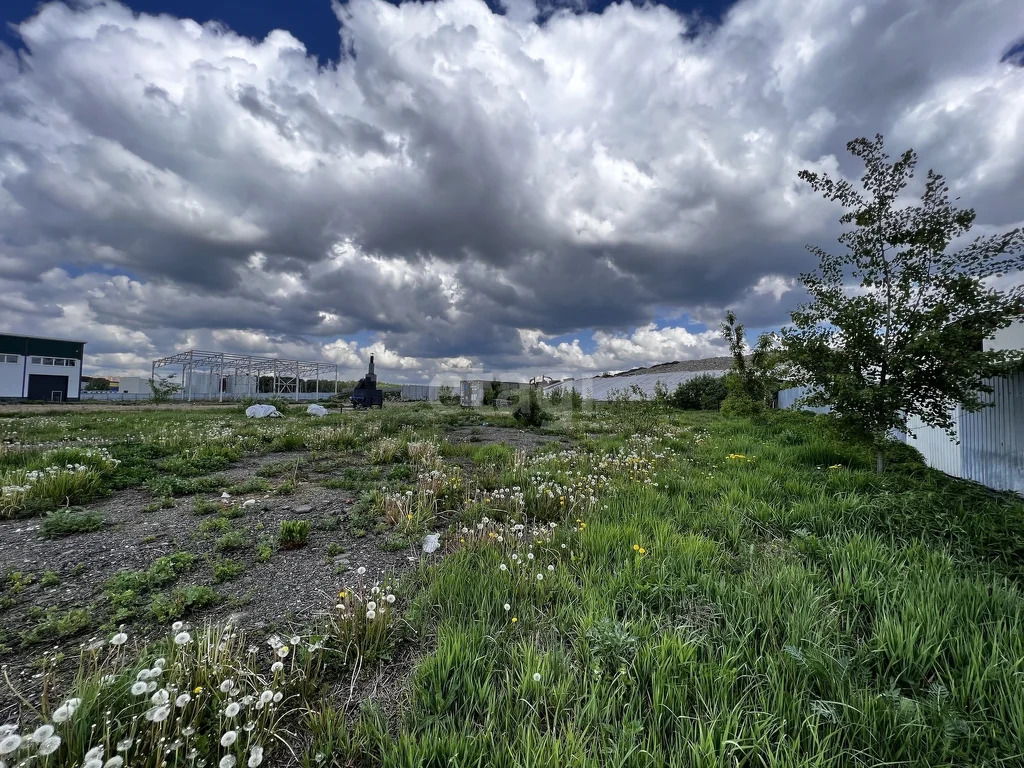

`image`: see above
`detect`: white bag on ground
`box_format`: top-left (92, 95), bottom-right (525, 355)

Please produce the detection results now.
top-left (245, 404), bottom-right (282, 418)
top-left (422, 533), bottom-right (441, 554)
top-left (306, 404), bottom-right (329, 417)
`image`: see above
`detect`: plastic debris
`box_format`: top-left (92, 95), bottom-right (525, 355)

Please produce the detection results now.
top-left (422, 533), bottom-right (441, 554)
top-left (245, 404), bottom-right (282, 419)
top-left (306, 404), bottom-right (329, 417)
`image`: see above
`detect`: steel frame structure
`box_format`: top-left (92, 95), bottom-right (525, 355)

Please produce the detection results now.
top-left (151, 349), bottom-right (339, 402)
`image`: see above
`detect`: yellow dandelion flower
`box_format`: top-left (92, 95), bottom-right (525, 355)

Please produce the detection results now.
top-left (339, 591), bottom-right (346, 598)
top-left (511, 617), bottom-right (518, 623)
top-left (193, 686), bottom-right (203, 694)
top-left (638, 547), bottom-right (647, 555)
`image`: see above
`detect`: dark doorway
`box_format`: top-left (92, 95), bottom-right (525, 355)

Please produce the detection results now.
top-left (28, 374), bottom-right (69, 401)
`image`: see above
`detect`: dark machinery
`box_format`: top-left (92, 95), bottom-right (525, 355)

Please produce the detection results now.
top-left (350, 354), bottom-right (384, 409)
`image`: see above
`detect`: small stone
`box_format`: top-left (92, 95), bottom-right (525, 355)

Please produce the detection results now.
top-left (294, 505), bottom-right (313, 514)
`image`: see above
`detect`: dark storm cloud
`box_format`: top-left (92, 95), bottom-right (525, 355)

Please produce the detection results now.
top-left (0, 0), bottom-right (1021, 379)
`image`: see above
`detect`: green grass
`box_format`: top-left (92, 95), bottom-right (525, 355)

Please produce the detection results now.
top-left (278, 519), bottom-right (312, 549)
top-left (5, 405), bottom-right (1024, 768)
top-left (39, 508), bottom-right (105, 537)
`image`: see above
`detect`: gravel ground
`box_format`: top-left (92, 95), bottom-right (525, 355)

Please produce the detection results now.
top-left (0, 451), bottom-right (427, 716)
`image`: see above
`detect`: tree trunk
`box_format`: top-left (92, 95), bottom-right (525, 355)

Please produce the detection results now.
top-left (875, 448), bottom-right (885, 473)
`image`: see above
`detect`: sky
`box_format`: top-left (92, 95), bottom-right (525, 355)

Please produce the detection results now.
top-left (0, 0), bottom-right (1022, 384)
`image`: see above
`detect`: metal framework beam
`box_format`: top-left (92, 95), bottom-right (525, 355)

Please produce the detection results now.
top-left (151, 349), bottom-right (340, 401)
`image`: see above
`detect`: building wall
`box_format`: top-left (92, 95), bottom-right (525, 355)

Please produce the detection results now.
top-left (0, 355), bottom-right (24, 397)
top-left (120, 376), bottom-right (146, 394)
top-left (0, 335), bottom-right (85, 399)
top-left (25, 357), bottom-right (82, 400)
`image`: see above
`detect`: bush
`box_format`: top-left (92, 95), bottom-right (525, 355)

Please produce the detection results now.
top-left (278, 519), bottom-right (312, 549)
top-left (513, 387), bottom-right (548, 428)
top-left (40, 509), bottom-right (105, 538)
top-left (437, 385), bottom-right (460, 406)
top-left (570, 389), bottom-right (583, 412)
top-left (720, 373), bottom-right (763, 417)
top-left (670, 374), bottom-right (728, 410)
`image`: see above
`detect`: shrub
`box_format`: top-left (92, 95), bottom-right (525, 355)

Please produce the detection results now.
top-left (39, 508), bottom-right (105, 538)
top-left (670, 374), bottom-right (728, 410)
top-left (278, 519), bottom-right (312, 549)
top-left (437, 384), bottom-right (460, 406)
top-left (213, 559), bottom-right (246, 583)
top-left (512, 387), bottom-right (548, 428)
top-left (214, 530), bottom-right (246, 551)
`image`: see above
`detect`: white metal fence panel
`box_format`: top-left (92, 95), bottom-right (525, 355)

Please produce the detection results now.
top-left (546, 370), bottom-right (730, 401)
top-left (905, 410), bottom-right (963, 478)
top-left (778, 376), bottom-right (1023, 495)
top-left (776, 386), bottom-right (832, 414)
top-left (960, 374), bottom-right (1024, 495)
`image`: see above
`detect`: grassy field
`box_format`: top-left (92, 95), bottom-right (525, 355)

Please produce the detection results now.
top-left (1, 401), bottom-right (1023, 767)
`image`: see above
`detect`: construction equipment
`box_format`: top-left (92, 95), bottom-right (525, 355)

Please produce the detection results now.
top-left (350, 355), bottom-right (384, 409)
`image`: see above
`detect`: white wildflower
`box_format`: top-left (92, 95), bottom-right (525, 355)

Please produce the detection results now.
top-left (175, 693), bottom-right (192, 707)
top-left (30, 726), bottom-right (54, 744)
top-left (386, 594), bottom-right (396, 603)
top-left (116, 739), bottom-right (133, 752)
top-left (145, 705), bottom-right (170, 723)
top-left (271, 662), bottom-right (283, 673)
top-left (357, 566), bottom-right (366, 575)
top-left (367, 601), bottom-right (377, 612)
top-left (503, 603), bottom-right (511, 611)
top-left (130, 682), bottom-right (148, 696)
top-left (151, 689), bottom-right (170, 706)
top-left (171, 621), bottom-right (184, 632)
top-left (219, 679), bottom-right (234, 693)
top-left (247, 746), bottom-right (264, 768)
top-left (533, 672), bottom-right (541, 682)
top-left (110, 632), bottom-right (128, 646)
top-left (224, 703), bottom-right (241, 718)
top-left (220, 731), bottom-right (238, 747)
top-left (289, 636), bottom-right (300, 645)
top-left (499, 564), bottom-right (507, 571)
top-left (219, 756), bottom-right (236, 768)
top-left (272, 692), bottom-right (282, 703)
top-left (104, 757), bottom-right (125, 768)
top-left (38, 736), bottom-right (62, 755)
top-left (259, 691), bottom-right (273, 704)
top-left (0, 735), bottom-right (22, 756)
top-left (85, 747), bottom-right (105, 762)
top-left (174, 631), bottom-right (192, 646)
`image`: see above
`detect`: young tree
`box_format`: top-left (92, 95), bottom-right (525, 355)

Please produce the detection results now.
top-left (149, 375), bottom-right (182, 404)
top-left (782, 135), bottom-right (1024, 471)
top-left (84, 377), bottom-right (110, 391)
top-left (720, 311), bottom-right (783, 414)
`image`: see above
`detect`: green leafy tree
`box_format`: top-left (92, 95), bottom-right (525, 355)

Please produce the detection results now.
top-left (783, 135), bottom-right (1024, 471)
top-left (84, 377), bottom-right (110, 391)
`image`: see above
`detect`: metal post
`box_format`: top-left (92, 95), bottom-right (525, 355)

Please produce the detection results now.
top-left (295, 360), bottom-right (300, 402)
top-left (315, 364), bottom-right (320, 401)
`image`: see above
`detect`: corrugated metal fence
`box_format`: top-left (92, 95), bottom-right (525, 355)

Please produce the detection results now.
top-left (778, 374), bottom-right (1024, 495)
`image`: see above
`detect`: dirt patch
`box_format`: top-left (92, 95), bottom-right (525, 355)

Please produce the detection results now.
top-left (445, 425), bottom-right (568, 452)
top-left (0, 452), bottom-right (426, 716)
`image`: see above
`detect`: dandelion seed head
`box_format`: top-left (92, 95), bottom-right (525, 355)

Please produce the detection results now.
top-left (220, 731), bottom-right (237, 747)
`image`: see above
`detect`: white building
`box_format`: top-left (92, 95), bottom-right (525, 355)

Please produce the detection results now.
top-left (0, 333), bottom-right (86, 401)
